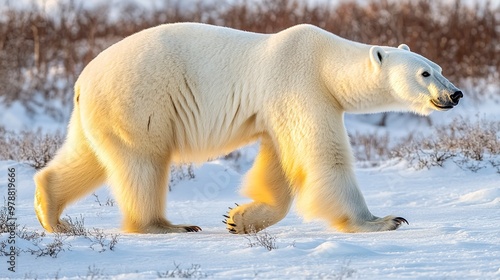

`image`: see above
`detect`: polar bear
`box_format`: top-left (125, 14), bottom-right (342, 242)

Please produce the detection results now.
top-left (34, 23), bottom-right (462, 234)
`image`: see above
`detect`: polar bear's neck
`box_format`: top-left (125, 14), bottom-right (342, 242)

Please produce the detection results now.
top-left (316, 35), bottom-right (402, 114)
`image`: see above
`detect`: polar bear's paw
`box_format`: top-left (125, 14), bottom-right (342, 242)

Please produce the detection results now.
top-left (223, 203), bottom-right (246, 234)
top-left (369, 216), bottom-right (408, 231)
top-left (145, 224), bottom-right (202, 234)
top-left (337, 215), bottom-right (409, 233)
top-left (389, 217), bottom-right (409, 229)
top-left (51, 219), bottom-right (72, 233)
top-left (223, 203), bottom-right (273, 234)
top-left (125, 219), bottom-right (202, 234)
top-left (222, 215), bottom-right (240, 234)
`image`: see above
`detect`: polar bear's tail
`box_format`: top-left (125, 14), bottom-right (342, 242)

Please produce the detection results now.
top-left (34, 86), bottom-right (106, 232)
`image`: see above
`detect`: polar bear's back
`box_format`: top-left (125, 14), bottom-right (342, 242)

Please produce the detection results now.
top-left (75, 23), bottom-right (275, 162)
top-left (78, 23), bottom-right (267, 90)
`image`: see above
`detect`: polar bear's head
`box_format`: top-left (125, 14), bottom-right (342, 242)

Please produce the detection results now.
top-left (369, 44), bottom-right (463, 115)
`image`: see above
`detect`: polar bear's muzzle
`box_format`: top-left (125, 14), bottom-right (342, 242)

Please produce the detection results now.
top-left (431, 90), bottom-right (463, 111)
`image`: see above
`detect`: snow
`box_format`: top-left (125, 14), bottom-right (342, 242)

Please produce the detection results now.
top-left (458, 188), bottom-right (500, 205)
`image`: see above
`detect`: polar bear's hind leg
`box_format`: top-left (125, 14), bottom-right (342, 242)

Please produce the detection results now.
top-left (98, 141), bottom-right (201, 234)
top-left (34, 110), bottom-right (106, 233)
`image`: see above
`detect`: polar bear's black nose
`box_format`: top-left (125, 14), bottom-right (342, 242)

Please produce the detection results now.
top-left (450, 91), bottom-right (463, 104)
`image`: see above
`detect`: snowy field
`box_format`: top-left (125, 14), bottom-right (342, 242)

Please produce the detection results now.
top-left (1, 86), bottom-right (499, 279)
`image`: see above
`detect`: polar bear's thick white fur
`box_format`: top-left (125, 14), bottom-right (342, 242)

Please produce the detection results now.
top-left (34, 23), bottom-right (462, 234)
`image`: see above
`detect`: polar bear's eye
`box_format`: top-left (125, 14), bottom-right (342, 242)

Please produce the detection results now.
top-left (422, 71), bottom-right (430, 77)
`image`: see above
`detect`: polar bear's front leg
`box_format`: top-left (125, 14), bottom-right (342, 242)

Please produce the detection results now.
top-left (296, 163), bottom-right (409, 232)
top-left (293, 122), bottom-right (408, 233)
top-left (225, 136), bottom-right (293, 234)
top-left (267, 100), bottom-right (408, 233)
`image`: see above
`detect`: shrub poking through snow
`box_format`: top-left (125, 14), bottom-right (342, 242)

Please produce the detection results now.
top-left (244, 228), bottom-right (279, 251)
top-left (0, 127), bottom-right (64, 169)
top-left (0, 198), bottom-right (120, 258)
top-left (392, 118), bottom-right (500, 172)
top-left (157, 262), bottom-right (207, 279)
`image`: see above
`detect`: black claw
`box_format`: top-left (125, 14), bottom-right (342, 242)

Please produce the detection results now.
top-left (228, 207), bottom-right (233, 210)
top-left (394, 217), bottom-right (409, 225)
top-left (228, 223), bottom-right (237, 227)
top-left (222, 220), bottom-right (227, 224)
top-left (228, 229), bottom-right (236, 234)
top-left (185, 226), bottom-right (202, 232)
top-left (235, 203), bottom-right (239, 206)
top-left (223, 215), bottom-right (230, 219)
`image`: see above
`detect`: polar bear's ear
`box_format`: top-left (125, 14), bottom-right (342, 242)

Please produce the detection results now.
top-left (398, 44), bottom-right (410, 51)
top-left (369, 46), bottom-right (386, 69)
